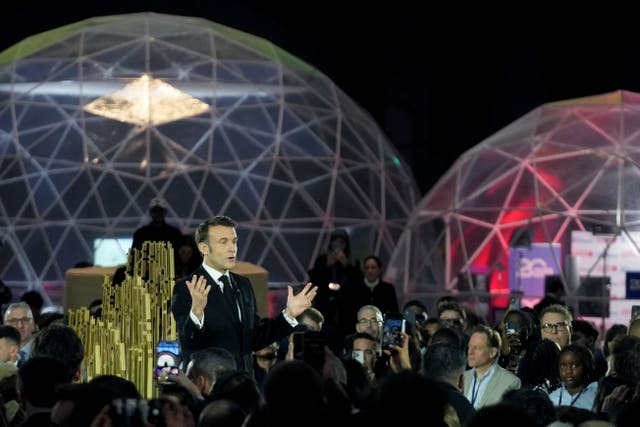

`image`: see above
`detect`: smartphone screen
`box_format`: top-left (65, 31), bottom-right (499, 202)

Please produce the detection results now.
top-left (632, 305), bottom-right (640, 321)
top-left (156, 340), bottom-right (181, 383)
top-left (381, 314), bottom-right (405, 350)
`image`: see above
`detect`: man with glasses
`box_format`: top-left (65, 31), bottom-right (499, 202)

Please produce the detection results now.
top-left (3, 302), bottom-right (37, 364)
top-left (540, 304), bottom-right (572, 349)
top-left (355, 305), bottom-right (383, 341)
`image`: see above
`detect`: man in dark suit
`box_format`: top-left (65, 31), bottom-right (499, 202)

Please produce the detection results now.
top-left (171, 215), bottom-right (317, 373)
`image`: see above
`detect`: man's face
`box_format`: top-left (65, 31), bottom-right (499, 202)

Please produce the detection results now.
top-left (355, 308), bottom-right (382, 340)
top-left (440, 309), bottom-right (464, 331)
top-left (467, 332), bottom-right (496, 370)
top-left (0, 338), bottom-right (17, 363)
top-left (4, 307), bottom-right (35, 344)
top-left (199, 225), bottom-right (237, 272)
top-left (352, 337), bottom-right (377, 371)
top-left (540, 312), bottom-right (571, 348)
top-left (363, 259), bottom-right (382, 282)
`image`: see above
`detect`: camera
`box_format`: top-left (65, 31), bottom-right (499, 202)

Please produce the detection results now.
top-left (109, 398), bottom-right (164, 427)
top-left (293, 330), bottom-right (327, 373)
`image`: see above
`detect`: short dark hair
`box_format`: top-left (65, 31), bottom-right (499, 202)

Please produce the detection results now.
top-left (19, 357), bottom-right (70, 407)
top-left (0, 325), bottom-right (21, 346)
top-left (32, 324), bottom-right (84, 382)
top-left (188, 346), bottom-right (237, 385)
top-left (195, 216), bottom-right (237, 245)
top-left (422, 343), bottom-right (466, 383)
top-left (363, 255), bottom-right (382, 268)
top-left (20, 291), bottom-right (44, 310)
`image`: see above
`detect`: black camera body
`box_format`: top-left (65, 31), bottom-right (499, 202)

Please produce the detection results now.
top-left (109, 398), bottom-right (164, 427)
top-left (292, 330), bottom-right (327, 373)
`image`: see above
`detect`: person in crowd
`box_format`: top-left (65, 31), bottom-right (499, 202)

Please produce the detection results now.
top-left (423, 343), bottom-right (476, 424)
top-left (464, 325), bottom-right (520, 409)
top-left (499, 308), bottom-right (535, 373)
top-left (348, 332), bottom-right (379, 382)
top-left (438, 300), bottom-right (467, 335)
top-left (533, 275), bottom-right (566, 315)
top-left (0, 325), bottom-right (21, 366)
top-left (402, 299), bottom-right (428, 333)
top-left (516, 338), bottom-right (560, 393)
top-left (307, 229), bottom-right (363, 353)
top-left (132, 197), bottom-right (183, 265)
top-left (31, 323), bottom-right (85, 383)
top-left (171, 215), bottom-right (317, 372)
top-left (501, 388), bottom-right (557, 427)
top-left (353, 255), bottom-right (399, 315)
top-left (548, 343), bottom-right (598, 410)
top-left (540, 304), bottom-right (573, 349)
top-left (572, 318), bottom-right (606, 380)
top-left (296, 307), bottom-right (324, 332)
top-left (422, 317), bottom-right (441, 346)
top-left (353, 305), bottom-right (383, 343)
top-left (253, 341), bottom-right (279, 391)
top-left (175, 234), bottom-right (204, 280)
top-left (180, 346), bottom-right (238, 400)
top-left (3, 302), bottom-right (37, 363)
top-left (19, 291), bottom-right (44, 327)
top-left (18, 357), bottom-right (71, 426)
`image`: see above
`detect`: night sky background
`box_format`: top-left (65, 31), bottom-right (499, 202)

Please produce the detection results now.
top-left (4, 3), bottom-right (640, 196)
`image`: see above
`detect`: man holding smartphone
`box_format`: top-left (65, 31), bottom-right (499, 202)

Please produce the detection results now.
top-left (172, 215), bottom-right (318, 373)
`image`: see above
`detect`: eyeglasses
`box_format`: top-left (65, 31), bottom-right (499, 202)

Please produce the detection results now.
top-left (441, 318), bottom-right (463, 326)
top-left (541, 322), bottom-right (569, 333)
top-left (5, 317), bottom-right (33, 326)
top-left (358, 318), bottom-right (382, 326)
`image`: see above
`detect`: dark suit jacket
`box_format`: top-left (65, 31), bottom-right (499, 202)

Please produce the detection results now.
top-left (171, 266), bottom-right (294, 373)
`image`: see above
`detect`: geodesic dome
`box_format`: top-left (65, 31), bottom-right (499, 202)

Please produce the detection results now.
top-left (387, 90), bottom-right (640, 314)
top-left (0, 13), bottom-right (419, 299)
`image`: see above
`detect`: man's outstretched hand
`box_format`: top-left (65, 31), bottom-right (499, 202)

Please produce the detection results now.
top-left (286, 282), bottom-right (318, 318)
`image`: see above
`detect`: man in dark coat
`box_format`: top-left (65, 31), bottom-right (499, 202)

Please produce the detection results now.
top-left (171, 215), bottom-right (317, 372)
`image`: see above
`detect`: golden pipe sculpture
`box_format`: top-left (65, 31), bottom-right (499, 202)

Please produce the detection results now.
top-left (67, 241), bottom-right (176, 397)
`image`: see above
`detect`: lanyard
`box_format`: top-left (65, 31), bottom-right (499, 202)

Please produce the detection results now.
top-left (559, 387), bottom-right (585, 407)
top-left (471, 372), bottom-right (489, 406)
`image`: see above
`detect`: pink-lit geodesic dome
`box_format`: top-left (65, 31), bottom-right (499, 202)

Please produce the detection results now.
top-left (387, 91), bottom-right (640, 317)
top-left (0, 13), bottom-right (419, 302)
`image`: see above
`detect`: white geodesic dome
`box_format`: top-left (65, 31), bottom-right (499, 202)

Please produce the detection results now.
top-left (0, 13), bottom-right (419, 299)
top-left (387, 91), bottom-right (640, 313)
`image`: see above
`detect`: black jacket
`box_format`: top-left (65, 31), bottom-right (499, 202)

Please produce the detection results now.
top-left (171, 266), bottom-right (294, 372)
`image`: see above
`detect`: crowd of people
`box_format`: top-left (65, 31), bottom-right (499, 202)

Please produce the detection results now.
top-left (1, 211), bottom-right (640, 426)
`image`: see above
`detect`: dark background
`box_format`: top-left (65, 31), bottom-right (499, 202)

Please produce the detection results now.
top-left (3, 3), bottom-right (640, 195)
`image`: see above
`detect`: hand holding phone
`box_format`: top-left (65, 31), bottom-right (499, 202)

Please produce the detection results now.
top-left (156, 340), bottom-right (181, 384)
top-left (381, 313), bottom-right (406, 351)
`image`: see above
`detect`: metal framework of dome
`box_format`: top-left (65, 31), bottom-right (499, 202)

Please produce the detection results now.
top-left (387, 90), bottom-right (640, 313)
top-left (0, 13), bottom-right (419, 300)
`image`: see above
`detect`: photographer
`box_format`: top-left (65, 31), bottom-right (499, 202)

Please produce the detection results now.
top-left (498, 309), bottom-right (535, 373)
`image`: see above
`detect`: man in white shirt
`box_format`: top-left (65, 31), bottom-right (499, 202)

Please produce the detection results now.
top-left (172, 215), bottom-right (317, 373)
top-left (464, 325), bottom-right (520, 408)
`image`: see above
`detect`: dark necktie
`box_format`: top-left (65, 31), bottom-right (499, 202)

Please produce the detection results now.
top-left (220, 275), bottom-right (240, 320)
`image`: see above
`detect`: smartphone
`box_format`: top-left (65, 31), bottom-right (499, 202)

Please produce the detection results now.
top-left (381, 313), bottom-right (406, 351)
top-left (508, 292), bottom-right (522, 311)
top-left (352, 349), bottom-right (365, 365)
top-left (293, 330), bottom-right (327, 373)
top-left (505, 321), bottom-right (517, 336)
top-left (155, 340), bottom-right (181, 384)
top-left (632, 305), bottom-right (640, 321)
